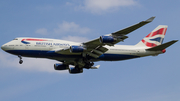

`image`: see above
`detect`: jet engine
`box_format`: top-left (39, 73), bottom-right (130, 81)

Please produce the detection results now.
top-left (100, 36), bottom-right (116, 43)
top-left (69, 67), bottom-right (83, 74)
top-left (70, 46), bottom-right (86, 53)
top-left (54, 63), bottom-right (69, 70)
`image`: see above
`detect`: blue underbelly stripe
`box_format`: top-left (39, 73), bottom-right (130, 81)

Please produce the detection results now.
top-left (5, 50), bottom-right (140, 61)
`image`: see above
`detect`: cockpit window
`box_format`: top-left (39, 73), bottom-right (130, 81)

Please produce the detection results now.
top-left (13, 38), bottom-right (18, 40)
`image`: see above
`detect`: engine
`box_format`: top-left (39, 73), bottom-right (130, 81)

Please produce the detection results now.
top-left (69, 67), bottom-right (83, 74)
top-left (99, 36), bottom-right (116, 43)
top-left (70, 46), bottom-right (86, 53)
top-left (54, 63), bottom-right (69, 70)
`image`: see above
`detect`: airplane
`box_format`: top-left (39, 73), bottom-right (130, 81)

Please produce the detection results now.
top-left (1, 16), bottom-right (178, 74)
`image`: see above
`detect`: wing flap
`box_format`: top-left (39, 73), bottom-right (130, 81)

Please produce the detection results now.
top-left (87, 46), bottom-right (108, 58)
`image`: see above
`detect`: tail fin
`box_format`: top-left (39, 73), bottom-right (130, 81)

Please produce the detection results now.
top-left (136, 25), bottom-right (168, 47)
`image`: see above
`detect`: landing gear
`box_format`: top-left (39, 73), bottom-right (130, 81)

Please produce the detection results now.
top-left (19, 60), bottom-right (23, 64)
top-left (86, 62), bottom-right (94, 69)
top-left (82, 58), bottom-right (94, 69)
top-left (18, 55), bottom-right (23, 64)
top-left (74, 58), bottom-right (94, 69)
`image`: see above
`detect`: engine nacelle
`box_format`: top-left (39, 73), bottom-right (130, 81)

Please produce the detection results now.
top-left (100, 36), bottom-right (116, 43)
top-left (54, 63), bottom-right (69, 70)
top-left (70, 46), bottom-right (85, 53)
top-left (69, 67), bottom-right (83, 74)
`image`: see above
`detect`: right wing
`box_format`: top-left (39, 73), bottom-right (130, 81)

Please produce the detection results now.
top-left (82, 16), bottom-right (155, 58)
top-left (83, 16), bottom-right (155, 47)
top-left (54, 17), bottom-right (155, 59)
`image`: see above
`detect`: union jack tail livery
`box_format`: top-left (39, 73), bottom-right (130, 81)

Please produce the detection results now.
top-left (136, 25), bottom-right (168, 48)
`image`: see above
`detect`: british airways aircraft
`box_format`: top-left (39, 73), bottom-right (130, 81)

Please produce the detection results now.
top-left (1, 17), bottom-right (178, 74)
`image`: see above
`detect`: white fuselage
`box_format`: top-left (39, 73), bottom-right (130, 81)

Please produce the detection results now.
top-left (1, 37), bottom-right (163, 62)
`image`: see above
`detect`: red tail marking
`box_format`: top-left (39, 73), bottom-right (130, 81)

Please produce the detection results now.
top-left (145, 28), bottom-right (167, 38)
top-left (142, 39), bottom-right (157, 47)
top-left (163, 28), bottom-right (167, 35)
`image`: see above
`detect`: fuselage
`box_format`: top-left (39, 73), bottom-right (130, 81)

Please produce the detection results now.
top-left (1, 37), bottom-right (163, 62)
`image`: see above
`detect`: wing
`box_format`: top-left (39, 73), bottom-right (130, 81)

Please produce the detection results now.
top-left (54, 17), bottom-right (155, 59)
top-left (82, 16), bottom-right (155, 58)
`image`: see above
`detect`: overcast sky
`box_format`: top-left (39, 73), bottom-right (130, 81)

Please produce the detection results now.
top-left (0, 0), bottom-right (180, 101)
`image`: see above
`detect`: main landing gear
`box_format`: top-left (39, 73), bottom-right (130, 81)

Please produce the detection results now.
top-left (18, 55), bottom-right (23, 64)
top-left (83, 58), bottom-right (94, 69)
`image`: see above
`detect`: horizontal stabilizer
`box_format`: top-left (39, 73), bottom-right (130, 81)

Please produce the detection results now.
top-left (147, 40), bottom-right (178, 51)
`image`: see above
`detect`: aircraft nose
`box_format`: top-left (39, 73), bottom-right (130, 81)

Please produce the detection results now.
top-left (1, 44), bottom-right (6, 51)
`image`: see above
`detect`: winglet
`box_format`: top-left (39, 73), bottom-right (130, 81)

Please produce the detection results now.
top-left (145, 16), bottom-right (156, 22)
top-left (147, 40), bottom-right (178, 51)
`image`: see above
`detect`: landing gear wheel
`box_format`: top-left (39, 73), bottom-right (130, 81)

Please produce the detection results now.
top-left (18, 55), bottom-right (23, 64)
top-left (19, 60), bottom-right (23, 64)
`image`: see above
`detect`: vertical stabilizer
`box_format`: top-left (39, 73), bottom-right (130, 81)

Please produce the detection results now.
top-left (136, 25), bottom-right (168, 48)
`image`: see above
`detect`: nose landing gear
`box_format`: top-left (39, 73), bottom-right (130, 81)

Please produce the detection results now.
top-left (18, 55), bottom-right (23, 64)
